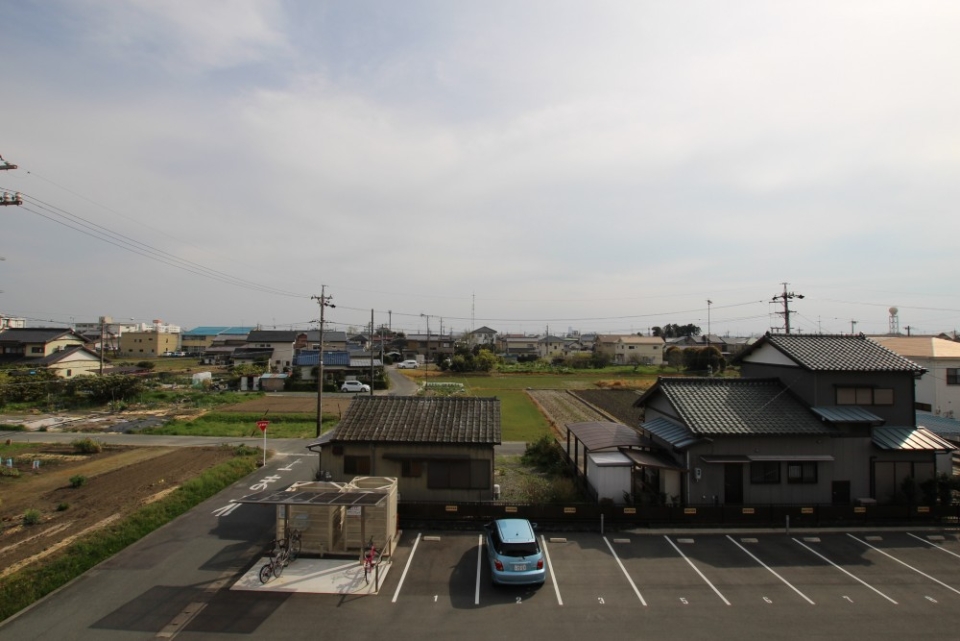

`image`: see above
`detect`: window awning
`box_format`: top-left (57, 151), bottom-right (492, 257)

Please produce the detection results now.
top-left (811, 406), bottom-right (884, 425)
top-left (699, 455), bottom-right (751, 463)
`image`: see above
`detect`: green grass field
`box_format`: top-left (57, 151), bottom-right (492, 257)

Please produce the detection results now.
top-left (144, 412), bottom-right (325, 439)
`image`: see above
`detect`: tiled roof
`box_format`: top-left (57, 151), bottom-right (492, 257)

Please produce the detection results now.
top-left (647, 377), bottom-right (834, 436)
top-left (0, 327), bottom-right (77, 344)
top-left (754, 334), bottom-right (923, 372)
top-left (641, 417), bottom-right (698, 448)
top-left (331, 396), bottom-right (501, 444)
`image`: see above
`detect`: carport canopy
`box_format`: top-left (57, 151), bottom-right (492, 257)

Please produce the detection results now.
top-left (566, 421), bottom-right (651, 451)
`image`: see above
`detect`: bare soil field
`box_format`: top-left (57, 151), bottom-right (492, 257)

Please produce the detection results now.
top-left (215, 395), bottom-right (354, 419)
top-left (0, 444), bottom-right (234, 577)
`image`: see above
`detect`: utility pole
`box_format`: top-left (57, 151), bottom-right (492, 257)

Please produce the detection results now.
top-left (850, 319), bottom-right (858, 335)
top-left (706, 300), bottom-right (712, 346)
top-left (420, 313), bottom-right (436, 387)
top-left (312, 287), bottom-right (335, 437)
top-left (370, 308), bottom-right (375, 397)
top-left (771, 282), bottom-right (804, 334)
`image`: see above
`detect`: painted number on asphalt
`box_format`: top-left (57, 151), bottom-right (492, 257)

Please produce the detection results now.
top-left (516, 597), bottom-right (522, 604)
top-left (926, 596), bottom-right (938, 603)
top-left (598, 597), bottom-right (605, 605)
top-left (680, 597), bottom-right (689, 605)
top-left (843, 596), bottom-right (853, 603)
top-left (763, 597), bottom-right (772, 604)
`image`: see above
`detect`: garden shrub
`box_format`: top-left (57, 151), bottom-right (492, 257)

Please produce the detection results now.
top-left (69, 475), bottom-right (87, 488)
top-left (23, 509), bottom-right (41, 525)
top-left (71, 438), bottom-right (102, 454)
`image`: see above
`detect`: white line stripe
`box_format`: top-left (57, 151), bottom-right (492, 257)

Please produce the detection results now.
top-left (663, 535), bottom-right (731, 606)
top-left (391, 533), bottom-right (421, 603)
top-left (541, 535), bottom-right (563, 606)
top-left (725, 535), bottom-right (815, 605)
top-left (792, 537), bottom-right (897, 605)
top-left (907, 532), bottom-right (960, 560)
top-left (603, 536), bottom-right (646, 606)
top-left (475, 534), bottom-right (483, 606)
top-left (848, 533), bottom-right (960, 597)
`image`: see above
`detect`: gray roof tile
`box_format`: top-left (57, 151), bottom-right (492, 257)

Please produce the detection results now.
top-left (755, 334), bottom-right (923, 372)
top-left (653, 377), bottom-right (834, 436)
top-left (332, 396), bottom-right (501, 444)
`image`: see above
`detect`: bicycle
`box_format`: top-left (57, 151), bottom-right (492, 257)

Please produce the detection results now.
top-left (259, 539), bottom-right (288, 583)
top-left (258, 529), bottom-right (301, 583)
top-left (362, 537), bottom-right (377, 584)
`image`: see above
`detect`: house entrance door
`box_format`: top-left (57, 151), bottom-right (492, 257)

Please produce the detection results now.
top-left (832, 480), bottom-right (851, 505)
top-left (724, 463), bottom-right (743, 505)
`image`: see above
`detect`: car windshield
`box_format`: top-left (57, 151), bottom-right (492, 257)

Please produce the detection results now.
top-left (499, 542), bottom-right (538, 558)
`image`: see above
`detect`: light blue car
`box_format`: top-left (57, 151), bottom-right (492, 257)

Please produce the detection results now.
top-left (483, 518), bottom-right (546, 586)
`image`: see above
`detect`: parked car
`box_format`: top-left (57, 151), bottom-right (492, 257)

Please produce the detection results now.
top-left (483, 519), bottom-right (545, 586)
top-left (340, 380), bottom-right (371, 393)
top-left (397, 360), bottom-right (419, 369)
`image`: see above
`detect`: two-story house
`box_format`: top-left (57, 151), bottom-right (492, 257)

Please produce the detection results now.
top-left (465, 326), bottom-right (498, 348)
top-left (633, 334), bottom-right (954, 507)
top-left (595, 335), bottom-right (665, 366)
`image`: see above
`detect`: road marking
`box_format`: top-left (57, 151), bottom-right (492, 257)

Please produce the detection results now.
top-left (423, 535), bottom-right (441, 542)
top-left (907, 532), bottom-right (960, 560)
top-left (865, 536), bottom-right (883, 542)
top-left (391, 533), bottom-right (421, 603)
top-left (549, 537), bottom-right (568, 543)
top-left (248, 475), bottom-right (282, 491)
top-left (277, 459), bottom-right (302, 471)
top-left (541, 535), bottom-right (563, 606)
top-left (847, 533), bottom-right (960, 597)
top-left (926, 596), bottom-right (938, 603)
top-left (726, 535), bottom-right (815, 605)
top-left (664, 536), bottom-right (730, 605)
top-left (475, 534), bottom-right (483, 605)
top-left (740, 538), bottom-right (758, 544)
top-left (603, 536), bottom-right (647, 606)
top-left (792, 538), bottom-right (897, 605)
top-left (803, 537), bottom-right (821, 543)
top-left (612, 538), bottom-right (631, 544)
top-left (677, 538), bottom-right (695, 544)
top-left (763, 596), bottom-right (772, 604)
top-left (211, 502), bottom-right (241, 517)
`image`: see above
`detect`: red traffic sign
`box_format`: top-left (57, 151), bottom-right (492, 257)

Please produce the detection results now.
top-left (257, 420), bottom-right (269, 432)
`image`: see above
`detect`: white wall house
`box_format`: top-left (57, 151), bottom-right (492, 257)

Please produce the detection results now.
top-left (871, 336), bottom-right (960, 418)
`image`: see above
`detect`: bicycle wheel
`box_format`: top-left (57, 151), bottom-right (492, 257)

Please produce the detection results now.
top-left (274, 556), bottom-right (286, 579)
top-left (259, 563), bottom-right (273, 584)
top-left (363, 560), bottom-right (371, 584)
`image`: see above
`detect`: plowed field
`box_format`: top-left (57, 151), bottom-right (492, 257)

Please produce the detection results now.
top-left (0, 444), bottom-right (234, 577)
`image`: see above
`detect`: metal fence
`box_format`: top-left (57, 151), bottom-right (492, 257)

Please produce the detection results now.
top-left (398, 500), bottom-right (960, 529)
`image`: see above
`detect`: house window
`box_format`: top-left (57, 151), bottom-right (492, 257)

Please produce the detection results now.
top-left (787, 462), bottom-right (818, 484)
top-left (31, 346), bottom-right (43, 354)
top-left (427, 459), bottom-right (490, 490)
top-left (750, 461), bottom-right (781, 484)
top-left (343, 455), bottom-right (371, 475)
top-left (836, 387), bottom-right (893, 405)
top-left (401, 460), bottom-right (422, 478)
top-left (948, 368), bottom-right (960, 385)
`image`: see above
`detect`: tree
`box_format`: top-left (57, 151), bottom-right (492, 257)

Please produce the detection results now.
top-left (653, 324), bottom-right (701, 338)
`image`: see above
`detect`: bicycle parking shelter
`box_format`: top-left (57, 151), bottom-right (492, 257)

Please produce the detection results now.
top-left (237, 477), bottom-right (399, 559)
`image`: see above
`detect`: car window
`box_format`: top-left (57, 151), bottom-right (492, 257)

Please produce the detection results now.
top-left (499, 542), bottom-right (539, 558)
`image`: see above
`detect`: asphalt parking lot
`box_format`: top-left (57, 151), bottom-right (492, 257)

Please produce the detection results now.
top-left (385, 529), bottom-right (960, 610)
top-left (5, 452), bottom-right (960, 641)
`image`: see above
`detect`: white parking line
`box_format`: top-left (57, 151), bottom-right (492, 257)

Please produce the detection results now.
top-left (391, 533), bottom-right (421, 603)
top-left (725, 535), bottom-right (815, 605)
top-left (476, 534), bottom-right (483, 606)
top-left (602, 536), bottom-right (646, 606)
top-left (541, 535), bottom-right (563, 606)
top-left (847, 533), bottom-right (960, 597)
top-left (792, 537), bottom-right (897, 605)
top-left (907, 532), bottom-right (960, 560)
top-left (663, 536), bottom-right (731, 605)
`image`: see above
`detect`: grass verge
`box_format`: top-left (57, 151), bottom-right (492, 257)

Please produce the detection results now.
top-left (0, 448), bottom-right (259, 623)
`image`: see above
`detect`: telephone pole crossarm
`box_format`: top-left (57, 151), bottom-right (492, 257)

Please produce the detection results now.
top-left (771, 283), bottom-right (804, 335)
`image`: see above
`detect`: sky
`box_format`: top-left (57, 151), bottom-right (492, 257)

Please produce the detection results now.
top-left (2, 1), bottom-right (959, 339)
